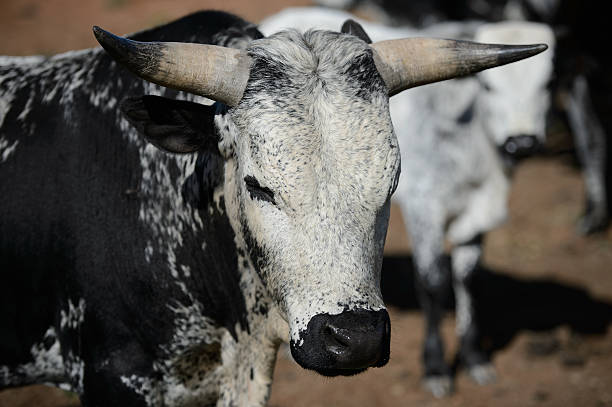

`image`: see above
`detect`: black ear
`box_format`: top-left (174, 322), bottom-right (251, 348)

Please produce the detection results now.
top-left (341, 19), bottom-right (373, 44)
top-left (182, 150), bottom-right (224, 209)
top-left (121, 95), bottom-right (218, 154)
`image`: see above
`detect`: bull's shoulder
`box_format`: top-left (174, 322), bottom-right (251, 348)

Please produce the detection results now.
top-left (130, 10), bottom-right (263, 48)
top-left (0, 55), bottom-right (46, 69)
top-left (0, 55), bottom-right (45, 100)
top-left (0, 48), bottom-right (102, 102)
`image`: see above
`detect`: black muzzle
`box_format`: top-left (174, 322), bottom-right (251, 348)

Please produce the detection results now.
top-left (290, 308), bottom-right (391, 377)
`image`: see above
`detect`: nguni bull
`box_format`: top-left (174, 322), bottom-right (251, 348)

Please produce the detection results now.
top-left (261, 7), bottom-right (554, 398)
top-left (0, 10), bottom-right (546, 406)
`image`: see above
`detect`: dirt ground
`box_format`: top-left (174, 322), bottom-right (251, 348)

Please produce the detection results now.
top-left (1, 1), bottom-right (611, 406)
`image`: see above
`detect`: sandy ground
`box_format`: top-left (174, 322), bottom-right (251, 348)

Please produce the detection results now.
top-left (1, 1), bottom-right (611, 406)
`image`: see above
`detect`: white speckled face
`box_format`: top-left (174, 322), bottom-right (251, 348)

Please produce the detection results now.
top-left (475, 22), bottom-right (555, 145)
top-left (220, 30), bottom-right (400, 343)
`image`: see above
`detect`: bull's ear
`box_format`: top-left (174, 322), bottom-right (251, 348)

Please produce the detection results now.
top-left (121, 95), bottom-right (218, 154)
top-left (341, 19), bottom-right (372, 44)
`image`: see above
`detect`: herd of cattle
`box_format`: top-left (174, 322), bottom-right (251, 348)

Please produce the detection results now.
top-left (0, 2), bottom-right (607, 406)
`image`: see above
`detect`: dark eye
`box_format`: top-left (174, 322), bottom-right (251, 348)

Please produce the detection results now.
top-left (244, 175), bottom-right (276, 205)
top-left (481, 80), bottom-right (493, 92)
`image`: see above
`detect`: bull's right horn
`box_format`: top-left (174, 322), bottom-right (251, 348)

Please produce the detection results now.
top-left (93, 26), bottom-right (251, 106)
top-left (371, 38), bottom-right (548, 96)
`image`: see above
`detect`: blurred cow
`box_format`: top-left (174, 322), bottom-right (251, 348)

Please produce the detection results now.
top-left (392, 22), bottom-right (555, 397)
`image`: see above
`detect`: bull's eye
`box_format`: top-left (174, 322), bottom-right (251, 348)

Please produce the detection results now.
top-left (481, 80), bottom-right (493, 92)
top-left (244, 175), bottom-right (276, 205)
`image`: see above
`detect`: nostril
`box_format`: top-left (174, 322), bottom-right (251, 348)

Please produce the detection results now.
top-left (504, 140), bottom-right (517, 154)
top-left (328, 325), bottom-right (352, 346)
top-left (521, 136), bottom-right (535, 147)
top-left (502, 135), bottom-right (541, 158)
top-left (323, 325), bottom-right (352, 354)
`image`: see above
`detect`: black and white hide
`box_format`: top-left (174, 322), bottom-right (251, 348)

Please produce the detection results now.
top-left (0, 10), bottom-right (546, 406)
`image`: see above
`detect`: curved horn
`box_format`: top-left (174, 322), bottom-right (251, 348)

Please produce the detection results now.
top-left (92, 26), bottom-right (252, 106)
top-left (371, 38), bottom-right (547, 96)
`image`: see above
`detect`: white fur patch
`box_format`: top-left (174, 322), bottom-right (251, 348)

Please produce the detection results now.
top-left (0, 94), bottom-right (14, 129)
top-left (60, 298), bottom-right (86, 330)
top-left (119, 296), bottom-right (224, 405)
top-left (0, 327), bottom-right (76, 390)
top-left (451, 244), bottom-right (481, 335)
top-left (0, 137), bottom-right (19, 163)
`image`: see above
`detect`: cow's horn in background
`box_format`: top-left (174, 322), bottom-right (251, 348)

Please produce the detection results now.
top-left (371, 38), bottom-right (547, 96)
top-left (92, 26), bottom-right (251, 106)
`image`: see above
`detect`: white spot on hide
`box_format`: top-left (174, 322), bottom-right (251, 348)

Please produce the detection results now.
top-left (60, 298), bottom-right (86, 330)
top-left (0, 137), bottom-right (19, 163)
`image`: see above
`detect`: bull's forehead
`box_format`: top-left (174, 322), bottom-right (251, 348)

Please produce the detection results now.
top-left (233, 29), bottom-right (398, 210)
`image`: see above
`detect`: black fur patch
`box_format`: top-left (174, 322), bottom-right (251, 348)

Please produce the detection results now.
top-left (244, 56), bottom-right (295, 98)
top-left (457, 100), bottom-right (475, 124)
top-left (213, 25), bottom-right (264, 48)
top-left (343, 49), bottom-right (387, 100)
top-left (239, 213), bottom-right (271, 290)
top-left (131, 10), bottom-right (259, 44)
top-left (244, 175), bottom-right (276, 205)
top-left (182, 151), bottom-right (224, 209)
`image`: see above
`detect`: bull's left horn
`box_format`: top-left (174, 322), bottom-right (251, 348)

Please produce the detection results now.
top-left (371, 38), bottom-right (547, 96)
top-left (92, 26), bottom-right (251, 106)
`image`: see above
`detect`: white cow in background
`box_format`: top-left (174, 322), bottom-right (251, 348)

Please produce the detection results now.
top-left (261, 7), bottom-right (555, 398)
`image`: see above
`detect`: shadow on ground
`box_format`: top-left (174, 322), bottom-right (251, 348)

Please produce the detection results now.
top-left (382, 255), bottom-right (612, 356)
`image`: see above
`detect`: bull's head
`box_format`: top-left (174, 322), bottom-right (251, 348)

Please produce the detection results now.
top-left (93, 21), bottom-right (545, 376)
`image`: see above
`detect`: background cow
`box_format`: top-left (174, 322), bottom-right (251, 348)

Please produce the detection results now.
top-left (391, 22), bottom-right (555, 397)
top-left (0, 9), bottom-right (543, 406)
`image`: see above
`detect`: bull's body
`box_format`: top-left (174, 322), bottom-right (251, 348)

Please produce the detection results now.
top-left (0, 12), bottom-right (283, 406)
